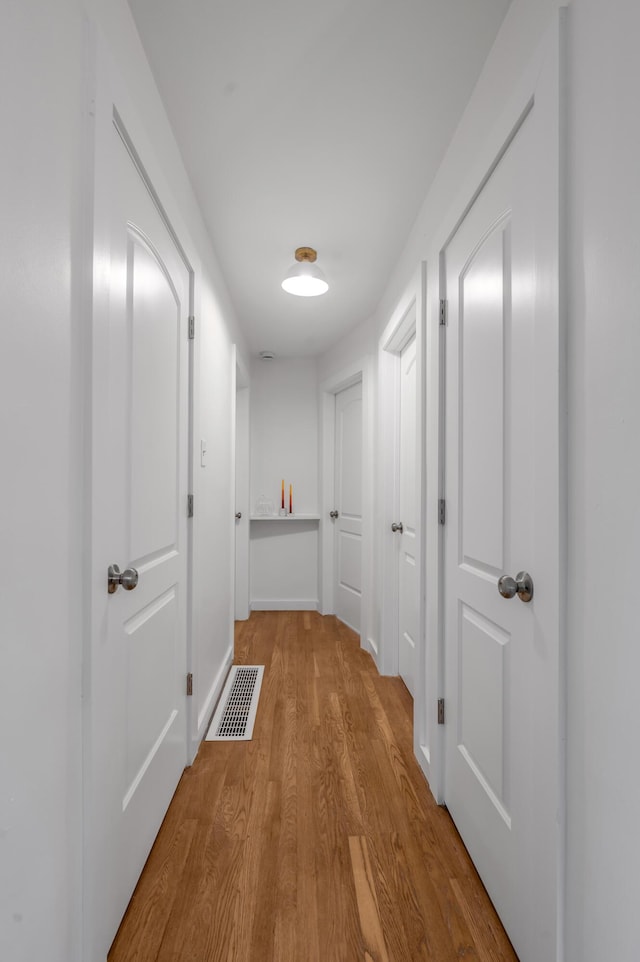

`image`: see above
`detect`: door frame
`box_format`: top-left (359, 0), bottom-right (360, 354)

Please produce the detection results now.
top-left (82, 30), bottom-right (196, 960)
top-left (233, 348), bottom-right (251, 621)
top-left (432, 10), bottom-right (566, 952)
top-left (319, 356), bottom-right (374, 653)
top-left (379, 263), bottom-right (429, 768)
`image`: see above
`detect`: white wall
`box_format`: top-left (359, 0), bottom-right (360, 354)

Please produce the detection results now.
top-left (2, 0), bottom-right (249, 958)
top-left (319, 0), bottom-right (561, 670)
top-left (1, 2), bottom-right (85, 960)
top-left (316, 0), bottom-right (640, 959)
top-left (317, 312), bottom-right (378, 384)
top-left (374, 2), bottom-right (640, 957)
top-left (250, 357), bottom-right (319, 515)
top-left (7, 0), bottom-right (640, 959)
top-left (250, 358), bottom-right (320, 608)
top-left (190, 276), bottom-right (238, 746)
top-left (566, 1), bottom-right (640, 958)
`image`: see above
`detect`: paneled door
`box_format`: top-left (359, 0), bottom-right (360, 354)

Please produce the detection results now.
top-left (334, 381), bottom-right (363, 632)
top-left (443, 100), bottom-right (560, 961)
top-left (235, 382), bottom-right (250, 621)
top-left (86, 111), bottom-right (190, 960)
top-left (397, 336), bottom-right (418, 695)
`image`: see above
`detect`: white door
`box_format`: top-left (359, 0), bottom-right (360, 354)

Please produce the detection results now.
top-left (397, 336), bottom-right (419, 695)
top-left (443, 106), bottom-right (559, 961)
top-left (86, 115), bottom-right (190, 960)
top-left (235, 383), bottom-right (250, 620)
top-left (334, 381), bottom-right (363, 632)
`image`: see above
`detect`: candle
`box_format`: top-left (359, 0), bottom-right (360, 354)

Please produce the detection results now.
top-left (281, 479), bottom-right (285, 510)
top-left (289, 483), bottom-right (293, 514)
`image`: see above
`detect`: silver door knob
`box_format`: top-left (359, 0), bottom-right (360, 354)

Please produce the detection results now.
top-left (391, 522), bottom-right (404, 534)
top-left (108, 563), bottom-right (139, 594)
top-left (329, 510), bottom-right (339, 519)
top-left (235, 512), bottom-right (242, 519)
top-left (497, 571), bottom-right (533, 603)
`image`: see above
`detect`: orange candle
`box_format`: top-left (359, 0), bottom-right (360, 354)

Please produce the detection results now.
top-left (281, 478), bottom-right (285, 509)
top-left (289, 483), bottom-right (293, 514)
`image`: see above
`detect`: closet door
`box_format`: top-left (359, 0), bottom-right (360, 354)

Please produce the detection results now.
top-left (334, 381), bottom-right (363, 632)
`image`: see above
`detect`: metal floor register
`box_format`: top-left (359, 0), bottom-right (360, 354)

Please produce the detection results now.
top-left (206, 665), bottom-right (264, 741)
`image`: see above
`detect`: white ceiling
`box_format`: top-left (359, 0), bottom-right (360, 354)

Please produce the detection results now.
top-left (128, 0), bottom-right (512, 358)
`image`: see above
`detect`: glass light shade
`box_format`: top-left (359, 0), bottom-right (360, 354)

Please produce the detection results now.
top-left (281, 259), bottom-right (329, 297)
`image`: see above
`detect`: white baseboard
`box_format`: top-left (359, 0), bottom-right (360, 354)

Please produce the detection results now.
top-left (195, 644), bottom-right (233, 744)
top-left (364, 634), bottom-right (380, 668)
top-left (250, 598), bottom-right (319, 611)
top-left (418, 743), bottom-right (438, 801)
top-left (365, 635), bottom-right (378, 656)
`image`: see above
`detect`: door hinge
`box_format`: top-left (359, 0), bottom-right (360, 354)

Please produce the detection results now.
top-left (439, 298), bottom-right (447, 326)
top-left (437, 698), bottom-right (445, 725)
top-left (438, 499), bottom-right (446, 525)
top-left (186, 673), bottom-right (193, 697)
top-left (188, 315), bottom-right (195, 339)
top-left (187, 494), bottom-right (194, 518)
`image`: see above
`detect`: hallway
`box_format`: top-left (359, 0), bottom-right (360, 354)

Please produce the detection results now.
top-left (108, 612), bottom-right (517, 961)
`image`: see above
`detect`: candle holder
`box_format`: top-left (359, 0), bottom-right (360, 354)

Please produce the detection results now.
top-left (278, 507), bottom-right (287, 517)
top-left (255, 494), bottom-right (275, 517)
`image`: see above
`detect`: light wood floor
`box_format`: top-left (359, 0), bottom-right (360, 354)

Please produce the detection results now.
top-left (109, 611), bottom-right (518, 962)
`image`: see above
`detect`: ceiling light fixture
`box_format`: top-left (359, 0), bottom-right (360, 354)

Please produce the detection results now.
top-left (281, 247), bottom-right (329, 297)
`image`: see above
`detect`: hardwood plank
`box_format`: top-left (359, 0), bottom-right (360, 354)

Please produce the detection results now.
top-left (108, 611), bottom-right (519, 962)
top-left (108, 817), bottom-right (198, 961)
top-left (449, 877), bottom-right (518, 962)
top-left (348, 835), bottom-right (391, 962)
top-left (296, 696), bottom-right (320, 962)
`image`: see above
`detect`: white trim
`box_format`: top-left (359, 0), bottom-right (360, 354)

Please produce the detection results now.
top-left (319, 360), bottom-right (365, 395)
top-left (319, 390), bottom-right (336, 614)
top-left (319, 356), bottom-right (374, 651)
top-left (378, 261), bottom-right (429, 736)
top-left (378, 344), bottom-right (401, 675)
top-left (196, 644), bottom-right (234, 739)
top-left (426, 12), bottom-right (567, 811)
top-left (381, 283), bottom-right (419, 352)
top-left (433, 13), bottom-right (565, 958)
top-left (251, 598), bottom-right (320, 611)
top-left (250, 514), bottom-right (320, 522)
top-left (414, 263), bottom-right (430, 777)
top-left (364, 636), bottom-right (379, 659)
top-left (378, 264), bottom-right (430, 781)
top-left (234, 366), bottom-right (251, 622)
top-left (83, 31), bottom-right (197, 962)
top-left (236, 350), bottom-right (250, 390)
top-left (378, 288), bottom-right (418, 677)
top-left (111, 113), bottom-right (195, 766)
top-left (229, 345), bottom-right (238, 685)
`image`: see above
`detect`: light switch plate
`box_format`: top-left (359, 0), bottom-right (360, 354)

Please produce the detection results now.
top-left (200, 439), bottom-right (207, 467)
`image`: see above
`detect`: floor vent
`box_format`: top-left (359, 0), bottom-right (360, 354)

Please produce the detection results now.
top-left (206, 665), bottom-right (264, 741)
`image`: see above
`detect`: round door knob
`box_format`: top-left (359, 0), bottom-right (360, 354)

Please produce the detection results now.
top-left (329, 510), bottom-right (339, 519)
top-left (391, 522), bottom-right (404, 534)
top-left (235, 512), bottom-right (242, 519)
top-left (498, 571), bottom-right (533, 603)
top-left (108, 563), bottom-right (139, 594)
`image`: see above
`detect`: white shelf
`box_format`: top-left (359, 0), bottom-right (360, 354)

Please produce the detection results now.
top-left (250, 514), bottom-right (320, 522)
